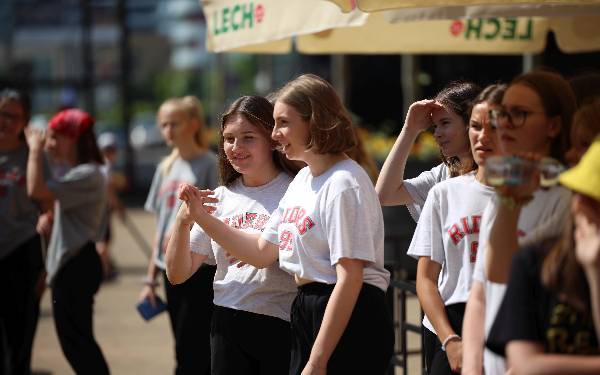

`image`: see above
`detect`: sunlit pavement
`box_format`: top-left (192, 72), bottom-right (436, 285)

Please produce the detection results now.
top-left (31, 208), bottom-right (422, 374)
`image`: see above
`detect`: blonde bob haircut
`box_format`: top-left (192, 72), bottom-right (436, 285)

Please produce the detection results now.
top-left (275, 74), bottom-right (357, 154)
top-left (158, 95), bottom-right (209, 176)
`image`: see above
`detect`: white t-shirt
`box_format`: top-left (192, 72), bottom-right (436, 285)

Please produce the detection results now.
top-left (189, 173), bottom-right (297, 322)
top-left (261, 159), bottom-right (390, 292)
top-left (472, 185), bottom-right (572, 374)
top-left (404, 163), bottom-right (450, 222)
top-left (407, 172), bottom-right (494, 333)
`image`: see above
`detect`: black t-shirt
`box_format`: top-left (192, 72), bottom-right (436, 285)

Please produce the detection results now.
top-left (487, 245), bottom-right (599, 356)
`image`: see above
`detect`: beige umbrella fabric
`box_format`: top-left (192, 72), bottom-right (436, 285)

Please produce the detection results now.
top-left (296, 11), bottom-right (600, 54)
top-left (329, 0), bottom-right (600, 13)
top-left (202, 0), bottom-right (367, 53)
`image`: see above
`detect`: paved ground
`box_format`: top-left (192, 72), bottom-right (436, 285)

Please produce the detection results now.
top-left (31, 208), bottom-right (423, 375)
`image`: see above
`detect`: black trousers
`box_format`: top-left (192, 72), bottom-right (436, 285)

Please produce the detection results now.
top-left (163, 264), bottom-right (216, 375)
top-left (290, 282), bottom-right (394, 375)
top-left (210, 305), bottom-right (291, 375)
top-left (422, 303), bottom-right (466, 375)
top-left (0, 235), bottom-right (43, 375)
top-left (52, 242), bottom-right (109, 375)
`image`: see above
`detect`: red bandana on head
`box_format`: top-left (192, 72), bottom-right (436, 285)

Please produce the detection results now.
top-left (48, 109), bottom-right (94, 139)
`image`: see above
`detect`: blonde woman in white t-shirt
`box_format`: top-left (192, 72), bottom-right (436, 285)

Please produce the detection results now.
top-left (178, 74), bottom-right (393, 375)
top-left (166, 96), bottom-right (301, 375)
top-left (377, 82), bottom-right (481, 221)
top-left (408, 84), bottom-right (506, 375)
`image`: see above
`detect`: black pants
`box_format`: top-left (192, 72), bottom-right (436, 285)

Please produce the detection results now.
top-left (210, 305), bottom-right (291, 375)
top-left (422, 303), bottom-right (466, 375)
top-left (52, 242), bottom-right (109, 375)
top-left (0, 235), bottom-right (43, 375)
top-left (163, 264), bottom-right (216, 375)
top-left (290, 282), bottom-right (394, 375)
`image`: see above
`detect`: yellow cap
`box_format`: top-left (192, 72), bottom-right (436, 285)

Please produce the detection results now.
top-left (559, 136), bottom-right (600, 202)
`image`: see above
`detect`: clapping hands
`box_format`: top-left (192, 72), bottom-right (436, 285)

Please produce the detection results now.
top-left (177, 184), bottom-right (218, 224)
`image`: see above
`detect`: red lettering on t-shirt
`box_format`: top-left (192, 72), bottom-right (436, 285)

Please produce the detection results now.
top-left (279, 230), bottom-right (293, 251)
top-left (470, 241), bottom-right (478, 263)
top-left (472, 215), bottom-right (481, 234)
top-left (461, 217), bottom-right (472, 234)
top-left (241, 212), bottom-right (257, 229)
top-left (297, 216), bottom-right (315, 235)
top-left (255, 214), bottom-right (270, 231)
top-left (448, 224), bottom-right (464, 245)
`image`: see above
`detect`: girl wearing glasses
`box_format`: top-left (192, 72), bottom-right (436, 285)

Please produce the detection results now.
top-left (376, 82), bottom-right (481, 221)
top-left (408, 84), bottom-right (505, 375)
top-left (462, 71), bottom-right (576, 375)
top-left (487, 137), bottom-right (600, 373)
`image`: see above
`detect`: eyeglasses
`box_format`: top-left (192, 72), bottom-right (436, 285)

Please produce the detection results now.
top-left (489, 107), bottom-right (545, 129)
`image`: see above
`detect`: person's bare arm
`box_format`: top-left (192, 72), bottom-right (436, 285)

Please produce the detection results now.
top-left (376, 100), bottom-right (441, 206)
top-left (165, 203), bottom-right (207, 284)
top-left (303, 258), bottom-right (364, 374)
top-left (461, 281), bottom-right (486, 375)
top-left (507, 341), bottom-right (600, 375)
top-left (25, 129), bottom-right (54, 201)
top-left (416, 256), bottom-right (463, 373)
top-left (485, 204), bottom-right (521, 283)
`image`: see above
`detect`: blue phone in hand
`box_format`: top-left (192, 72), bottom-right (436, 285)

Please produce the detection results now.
top-left (136, 296), bottom-right (167, 321)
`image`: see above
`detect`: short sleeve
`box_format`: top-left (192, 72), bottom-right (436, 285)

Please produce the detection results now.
top-left (144, 167), bottom-right (162, 213)
top-left (404, 163), bottom-right (446, 222)
top-left (325, 188), bottom-right (377, 265)
top-left (47, 165), bottom-right (103, 211)
top-left (406, 189), bottom-right (444, 264)
top-left (486, 248), bottom-right (542, 356)
top-left (261, 204), bottom-right (283, 245)
top-left (189, 223), bottom-right (212, 257)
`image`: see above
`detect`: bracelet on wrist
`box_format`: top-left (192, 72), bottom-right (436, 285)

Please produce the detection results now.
top-left (498, 194), bottom-right (533, 210)
top-left (142, 277), bottom-right (158, 288)
top-left (441, 334), bottom-right (461, 352)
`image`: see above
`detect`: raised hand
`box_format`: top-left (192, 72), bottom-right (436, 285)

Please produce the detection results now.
top-left (404, 99), bottom-right (445, 133)
top-left (24, 128), bottom-right (46, 151)
top-left (177, 183), bottom-right (218, 221)
top-left (574, 207), bottom-right (600, 271)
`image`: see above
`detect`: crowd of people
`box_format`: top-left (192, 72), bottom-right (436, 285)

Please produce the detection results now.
top-left (0, 69), bottom-right (599, 375)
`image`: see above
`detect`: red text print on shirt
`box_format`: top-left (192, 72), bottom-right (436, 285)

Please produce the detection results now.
top-left (0, 167), bottom-right (26, 197)
top-left (278, 207), bottom-right (316, 251)
top-left (222, 212), bottom-right (270, 231)
top-left (448, 215), bottom-right (482, 263)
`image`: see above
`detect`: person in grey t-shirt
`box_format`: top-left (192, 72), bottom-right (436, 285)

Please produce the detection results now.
top-left (25, 108), bottom-right (109, 375)
top-left (139, 96), bottom-right (218, 375)
top-left (376, 82), bottom-right (481, 221)
top-left (167, 96), bottom-right (302, 374)
top-left (0, 88), bottom-right (47, 375)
